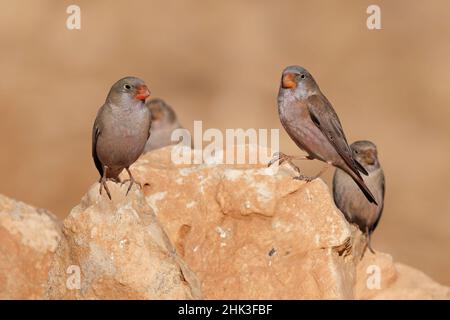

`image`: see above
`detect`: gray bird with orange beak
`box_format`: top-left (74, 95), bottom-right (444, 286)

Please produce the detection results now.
top-left (92, 76), bottom-right (151, 199)
top-left (333, 140), bottom-right (385, 256)
top-left (144, 98), bottom-right (185, 153)
top-left (269, 65), bottom-right (377, 204)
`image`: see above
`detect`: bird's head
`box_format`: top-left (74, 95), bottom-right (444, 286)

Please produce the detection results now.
top-left (351, 140), bottom-right (380, 170)
top-left (107, 77), bottom-right (150, 105)
top-left (146, 98), bottom-right (177, 125)
top-left (280, 65), bottom-right (318, 98)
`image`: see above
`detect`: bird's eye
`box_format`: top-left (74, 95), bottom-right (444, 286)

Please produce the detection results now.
top-left (300, 74), bottom-right (306, 79)
top-left (124, 84), bottom-right (132, 90)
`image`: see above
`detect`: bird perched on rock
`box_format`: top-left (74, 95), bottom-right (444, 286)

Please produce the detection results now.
top-left (92, 76), bottom-right (151, 200)
top-left (143, 98), bottom-right (185, 153)
top-left (333, 140), bottom-right (385, 255)
top-left (268, 65), bottom-right (377, 205)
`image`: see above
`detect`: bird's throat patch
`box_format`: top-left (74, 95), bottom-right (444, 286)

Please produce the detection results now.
top-left (282, 73), bottom-right (297, 89)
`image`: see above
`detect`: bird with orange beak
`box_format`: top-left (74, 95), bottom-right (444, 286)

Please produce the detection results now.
top-left (269, 65), bottom-right (377, 205)
top-left (92, 76), bottom-right (151, 199)
top-left (143, 98), bottom-right (187, 153)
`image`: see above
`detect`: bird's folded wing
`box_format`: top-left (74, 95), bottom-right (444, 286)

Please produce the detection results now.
top-left (306, 94), bottom-right (368, 176)
top-left (92, 123), bottom-right (103, 177)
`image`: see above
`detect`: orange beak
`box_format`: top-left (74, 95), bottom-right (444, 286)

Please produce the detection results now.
top-left (135, 85), bottom-right (150, 102)
top-left (282, 73), bottom-right (297, 89)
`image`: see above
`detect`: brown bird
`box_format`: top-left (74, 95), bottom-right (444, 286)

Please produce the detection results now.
top-left (333, 140), bottom-right (385, 255)
top-left (92, 76), bottom-right (151, 199)
top-left (143, 98), bottom-right (185, 153)
top-left (269, 65), bottom-right (377, 204)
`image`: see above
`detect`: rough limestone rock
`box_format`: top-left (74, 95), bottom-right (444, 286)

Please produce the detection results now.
top-left (0, 194), bottom-right (61, 299)
top-left (45, 183), bottom-right (201, 300)
top-left (356, 252), bottom-right (450, 300)
top-left (2, 144), bottom-right (448, 300)
top-left (131, 146), bottom-right (363, 299)
top-left (129, 145), bottom-right (450, 300)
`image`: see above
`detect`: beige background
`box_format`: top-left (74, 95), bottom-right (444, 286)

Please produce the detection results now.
top-left (1, 0), bottom-right (449, 285)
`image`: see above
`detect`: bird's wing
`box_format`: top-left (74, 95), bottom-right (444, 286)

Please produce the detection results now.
top-left (92, 120), bottom-right (103, 178)
top-left (306, 94), bottom-right (368, 176)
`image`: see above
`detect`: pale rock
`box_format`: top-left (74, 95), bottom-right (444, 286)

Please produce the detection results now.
top-left (356, 252), bottom-right (450, 300)
top-left (131, 145), bottom-right (450, 300)
top-left (0, 194), bottom-right (61, 299)
top-left (45, 182), bottom-right (201, 299)
top-left (2, 144), bottom-right (448, 300)
top-left (134, 146), bottom-right (361, 299)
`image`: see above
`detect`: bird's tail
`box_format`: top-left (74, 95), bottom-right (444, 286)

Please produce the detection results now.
top-left (343, 166), bottom-right (378, 205)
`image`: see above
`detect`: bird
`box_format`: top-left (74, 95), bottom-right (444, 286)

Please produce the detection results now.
top-left (143, 98), bottom-right (186, 153)
top-left (268, 65), bottom-right (377, 205)
top-left (333, 140), bottom-right (385, 255)
top-left (92, 76), bottom-right (151, 200)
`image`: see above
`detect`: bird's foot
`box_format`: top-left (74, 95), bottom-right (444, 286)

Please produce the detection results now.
top-left (293, 164), bottom-right (330, 183)
top-left (360, 231), bottom-right (376, 259)
top-left (123, 167), bottom-right (142, 196)
top-left (268, 152), bottom-right (301, 175)
top-left (99, 178), bottom-right (112, 200)
top-left (293, 174), bottom-right (314, 182)
top-left (121, 178), bottom-right (142, 196)
top-left (367, 235), bottom-right (376, 255)
top-left (360, 242), bottom-right (372, 260)
top-left (268, 152), bottom-right (287, 167)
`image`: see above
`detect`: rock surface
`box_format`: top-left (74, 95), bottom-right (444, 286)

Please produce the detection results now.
top-left (129, 145), bottom-right (449, 300)
top-left (356, 252), bottom-right (450, 299)
top-left (1, 145), bottom-right (448, 299)
top-left (45, 183), bottom-right (201, 300)
top-left (0, 194), bottom-right (61, 299)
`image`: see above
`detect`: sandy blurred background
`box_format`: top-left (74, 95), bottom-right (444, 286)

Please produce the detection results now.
top-left (0, 0), bottom-right (449, 285)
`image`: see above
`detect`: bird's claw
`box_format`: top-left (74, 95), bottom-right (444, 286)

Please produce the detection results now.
top-left (99, 179), bottom-right (112, 200)
top-left (121, 178), bottom-right (142, 196)
top-left (293, 174), bottom-right (314, 182)
top-left (268, 152), bottom-right (301, 174)
top-left (267, 157), bottom-right (278, 168)
top-left (367, 239), bottom-right (376, 255)
top-left (268, 152), bottom-right (286, 167)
